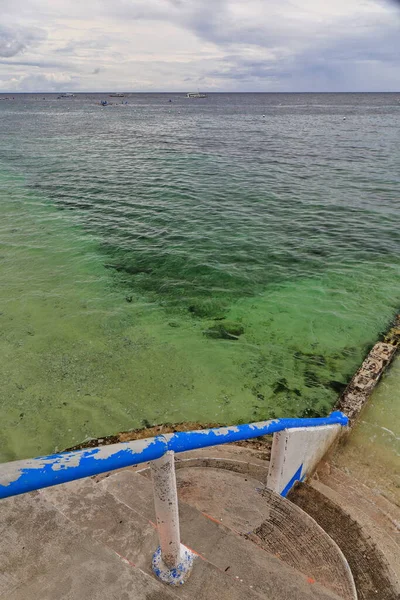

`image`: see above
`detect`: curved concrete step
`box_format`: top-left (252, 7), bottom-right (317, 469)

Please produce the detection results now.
top-left (316, 463), bottom-right (400, 545)
top-left (175, 444), bottom-right (270, 484)
top-left (95, 469), bottom-right (343, 599)
top-left (128, 444), bottom-right (271, 484)
top-left (291, 481), bottom-right (400, 600)
top-left (173, 465), bottom-right (356, 600)
top-left (312, 461), bottom-right (399, 595)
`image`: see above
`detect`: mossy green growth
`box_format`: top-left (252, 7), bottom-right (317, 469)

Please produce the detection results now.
top-left (204, 321), bottom-right (245, 340)
top-left (188, 299), bottom-right (227, 319)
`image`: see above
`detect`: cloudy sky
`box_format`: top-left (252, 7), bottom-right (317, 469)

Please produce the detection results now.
top-left (0, 0), bottom-right (399, 92)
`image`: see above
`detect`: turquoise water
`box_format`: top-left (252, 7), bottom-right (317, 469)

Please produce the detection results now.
top-left (0, 93), bottom-right (399, 461)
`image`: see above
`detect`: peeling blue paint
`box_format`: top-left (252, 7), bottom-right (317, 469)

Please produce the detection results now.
top-left (152, 545), bottom-right (195, 585)
top-left (281, 465), bottom-right (305, 497)
top-left (0, 437), bottom-right (166, 499)
top-left (0, 412), bottom-right (348, 500)
top-left (167, 412), bottom-right (348, 453)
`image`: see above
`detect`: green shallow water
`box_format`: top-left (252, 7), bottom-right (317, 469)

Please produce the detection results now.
top-left (0, 93), bottom-right (399, 462)
top-left (335, 356), bottom-right (400, 504)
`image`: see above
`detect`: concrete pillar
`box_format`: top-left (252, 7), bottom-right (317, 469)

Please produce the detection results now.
top-left (151, 451), bottom-right (195, 585)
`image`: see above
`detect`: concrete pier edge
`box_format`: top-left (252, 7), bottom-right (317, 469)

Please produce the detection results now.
top-left (334, 313), bottom-right (400, 425)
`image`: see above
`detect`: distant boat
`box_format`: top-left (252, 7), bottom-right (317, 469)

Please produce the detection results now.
top-left (186, 92), bottom-right (207, 98)
top-left (57, 93), bottom-right (75, 99)
top-left (109, 93), bottom-right (125, 97)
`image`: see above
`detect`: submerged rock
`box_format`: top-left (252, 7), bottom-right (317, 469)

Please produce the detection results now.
top-left (204, 321), bottom-right (244, 340)
top-left (273, 378), bottom-right (290, 394)
top-left (328, 380), bottom-right (347, 394)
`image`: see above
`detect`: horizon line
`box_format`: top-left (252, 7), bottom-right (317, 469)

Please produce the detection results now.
top-left (1, 90), bottom-right (400, 95)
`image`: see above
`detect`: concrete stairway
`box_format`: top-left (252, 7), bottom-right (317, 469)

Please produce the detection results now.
top-left (172, 447), bottom-right (356, 600)
top-left (0, 446), bottom-right (357, 600)
top-left (290, 461), bottom-right (400, 600)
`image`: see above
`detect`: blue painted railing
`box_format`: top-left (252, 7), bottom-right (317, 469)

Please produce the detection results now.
top-left (0, 412), bottom-right (347, 500)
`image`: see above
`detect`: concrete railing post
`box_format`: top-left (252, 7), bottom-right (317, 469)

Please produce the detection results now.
top-left (151, 451), bottom-right (195, 585)
top-left (267, 424), bottom-right (342, 496)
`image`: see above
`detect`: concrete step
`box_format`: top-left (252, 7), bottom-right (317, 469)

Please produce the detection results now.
top-left (175, 465), bottom-right (271, 532)
top-left (175, 443), bottom-right (271, 465)
top-left (42, 475), bottom-right (265, 600)
top-left (170, 465), bottom-right (356, 600)
top-left (122, 444), bottom-right (271, 484)
top-left (175, 444), bottom-right (271, 484)
top-left (0, 491), bottom-right (180, 600)
top-left (101, 468), bottom-right (343, 599)
top-left (316, 463), bottom-right (400, 545)
top-left (311, 462), bottom-right (400, 596)
top-left (290, 481), bottom-right (400, 600)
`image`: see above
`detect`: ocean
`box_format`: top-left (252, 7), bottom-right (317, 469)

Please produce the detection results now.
top-left (0, 92), bottom-right (399, 472)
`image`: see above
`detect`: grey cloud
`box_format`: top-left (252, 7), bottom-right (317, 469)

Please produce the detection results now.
top-left (0, 24), bottom-right (46, 58)
top-left (187, 2), bottom-right (400, 53)
top-left (99, 0), bottom-right (227, 32)
top-left (0, 58), bottom-right (75, 70)
top-left (200, 8), bottom-right (400, 92)
top-left (104, 0), bottom-right (400, 57)
top-left (198, 2), bottom-right (400, 90)
top-left (56, 37), bottom-right (112, 55)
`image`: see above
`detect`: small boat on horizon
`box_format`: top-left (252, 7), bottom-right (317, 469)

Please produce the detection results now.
top-left (57, 93), bottom-right (75, 99)
top-left (186, 92), bottom-right (207, 98)
top-left (109, 93), bottom-right (125, 97)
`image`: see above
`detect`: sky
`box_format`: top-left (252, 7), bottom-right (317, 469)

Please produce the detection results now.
top-left (0, 0), bottom-right (399, 92)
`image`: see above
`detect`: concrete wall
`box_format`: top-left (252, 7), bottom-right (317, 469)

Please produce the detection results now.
top-left (267, 425), bottom-right (341, 496)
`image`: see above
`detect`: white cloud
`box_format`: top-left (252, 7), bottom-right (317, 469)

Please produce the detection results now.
top-left (2, 71), bottom-right (76, 92)
top-left (0, 0), bottom-right (398, 91)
